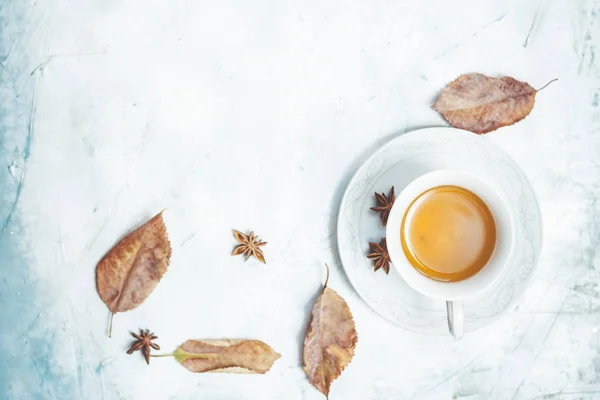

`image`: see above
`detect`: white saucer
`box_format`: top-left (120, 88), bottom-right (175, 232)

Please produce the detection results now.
top-left (337, 127), bottom-right (542, 334)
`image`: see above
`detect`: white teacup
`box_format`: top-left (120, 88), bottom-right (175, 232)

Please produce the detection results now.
top-left (386, 170), bottom-right (515, 338)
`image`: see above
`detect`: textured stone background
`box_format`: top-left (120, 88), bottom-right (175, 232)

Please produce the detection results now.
top-left (1, 0), bottom-right (599, 399)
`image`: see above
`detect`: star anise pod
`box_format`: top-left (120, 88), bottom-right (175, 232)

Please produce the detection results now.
top-left (367, 237), bottom-right (392, 274)
top-left (232, 230), bottom-right (267, 264)
top-left (126, 329), bottom-right (160, 365)
top-left (370, 186), bottom-right (395, 226)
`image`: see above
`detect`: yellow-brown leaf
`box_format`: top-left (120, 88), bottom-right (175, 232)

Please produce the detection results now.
top-left (96, 211), bottom-right (171, 333)
top-left (433, 73), bottom-right (539, 134)
top-left (303, 269), bottom-right (357, 397)
top-left (174, 339), bottom-right (280, 374)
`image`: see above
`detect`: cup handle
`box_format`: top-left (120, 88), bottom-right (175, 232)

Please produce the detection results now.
top-left (446, 301), bottom-right (464, 339)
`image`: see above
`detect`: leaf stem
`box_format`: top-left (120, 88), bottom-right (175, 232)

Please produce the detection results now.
top-left (151, 350), bottom-right (219, 361)
top-left (108, 312), bottom-right (114, 338)
top-left (537, 78), bottom-right (558, 92)
top-left (178, 349), bottom-right (220, 362)
top-left (324, 263), bottom-right (330, 290)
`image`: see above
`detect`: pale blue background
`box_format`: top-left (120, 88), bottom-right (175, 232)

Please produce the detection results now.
top-left (1, 0), bottom-right (600, 399)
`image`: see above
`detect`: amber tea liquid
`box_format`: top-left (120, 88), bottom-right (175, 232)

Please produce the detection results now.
top-left (401, 185), bottom-right (496, 282)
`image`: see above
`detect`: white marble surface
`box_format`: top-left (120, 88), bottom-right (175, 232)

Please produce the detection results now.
top-left (1, 0), bottom-right (600, 399)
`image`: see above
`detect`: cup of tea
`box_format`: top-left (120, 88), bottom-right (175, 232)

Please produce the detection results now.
top-left (386, 169), bottom-right (515, 338)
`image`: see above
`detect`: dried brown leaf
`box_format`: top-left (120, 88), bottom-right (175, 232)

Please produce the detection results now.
top-left (170, 339), bottom-right (280, 374)
top-left (96, 211), bottom-right (171, 337)
top-left (433, 73), bottom-right (556, 134)
top-left (303, 265), bottom-right (358, 398)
